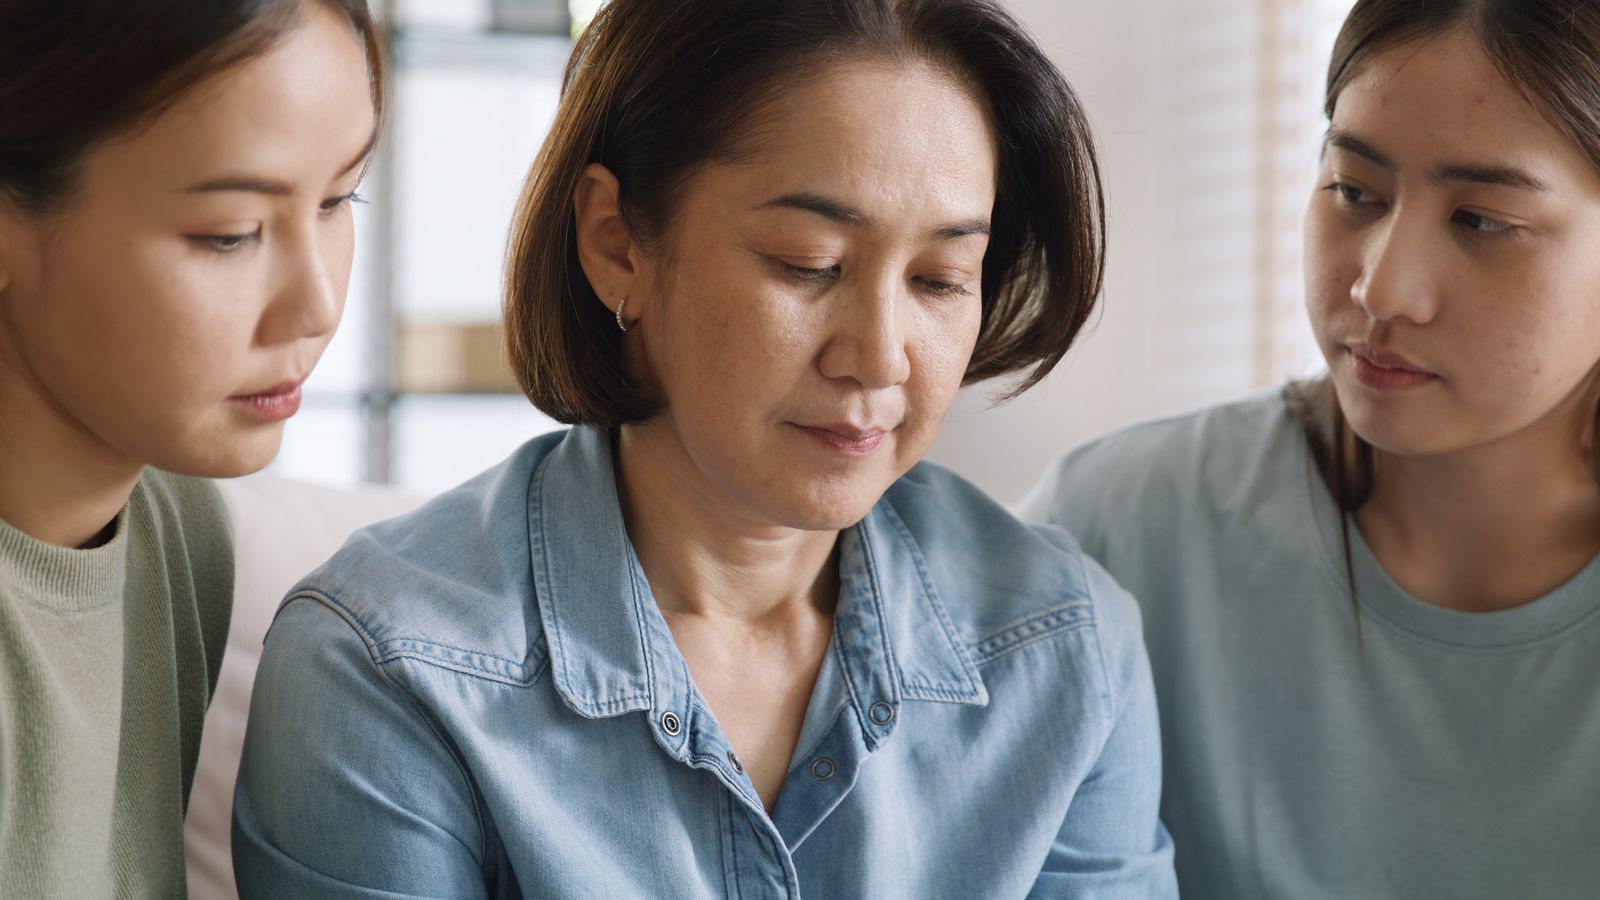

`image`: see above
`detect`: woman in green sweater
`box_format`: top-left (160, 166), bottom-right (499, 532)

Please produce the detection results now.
top-left (0, 2), bottom-right (382, 895)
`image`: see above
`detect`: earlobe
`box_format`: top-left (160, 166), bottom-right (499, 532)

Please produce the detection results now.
top-left (573, 163), bottom-right (641, 323)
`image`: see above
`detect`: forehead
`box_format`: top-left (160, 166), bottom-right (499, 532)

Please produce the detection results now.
top-left (83, 5), bottom-right (374, 193)
top-left (1334, 31), bottom-right (1582, 176)
top-left (710, 60), bottom-right (997, 217)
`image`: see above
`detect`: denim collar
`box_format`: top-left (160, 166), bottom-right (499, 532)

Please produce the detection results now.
top-left (526, 427), bottom-right (987, 754)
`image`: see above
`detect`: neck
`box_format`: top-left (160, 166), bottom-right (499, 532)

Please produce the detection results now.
top-left (1357, 388), bottom-right (1600, 612)
top-left (0, 353), bottom-right (142, 548)
top-left (614, 422), bottom-right (840, 626)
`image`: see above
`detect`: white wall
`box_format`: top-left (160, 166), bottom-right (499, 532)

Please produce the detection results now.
top-left (929, 0), bottom-right (1204, 504)
top-left (928, 0), bottom-right (1331, 504)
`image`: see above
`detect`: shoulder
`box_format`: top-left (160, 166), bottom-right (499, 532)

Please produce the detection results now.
top-left (137, 468), bottom-right (233, 600)
top-left (139, 467), bottom-right (232, 548)
top-left (1019, 389), bottom-right (1306, 538)
top-left (138, 468), bottom-right (235, 683)
top-left (280, 431), bottom-right (569, 682)
top-left (879, 460), bottom-right (1144, 674)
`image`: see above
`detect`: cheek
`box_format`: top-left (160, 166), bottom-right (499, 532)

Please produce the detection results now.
top-left (1475, 278), bottom-right (1600, 391)
top-left (1302, 209), bottom-right (1353, 323)
top-left (908, 300), bottom-right (982, 411)
top-left (648, 277), bottom-right (810, 409)
top-left (43, 236), bottom-right (252, 398)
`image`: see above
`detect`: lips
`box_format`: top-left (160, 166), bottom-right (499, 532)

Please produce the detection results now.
top-left (229, 377), bottom-right (306, 422)
top-left (1347, 342), bottom-right (1437, 391)
top-left (795, 422), bottom-right (889, 457)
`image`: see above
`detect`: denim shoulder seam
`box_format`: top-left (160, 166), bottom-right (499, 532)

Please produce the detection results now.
top-left (291, 589), bottom-right (548, 687)
top-left (281, 591), bottom-right (499, 871)
top-left (970, 601), bottom-right (1096, 667)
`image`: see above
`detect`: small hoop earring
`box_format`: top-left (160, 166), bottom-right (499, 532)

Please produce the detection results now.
top-left (615, 296), bottom-right (631, 333)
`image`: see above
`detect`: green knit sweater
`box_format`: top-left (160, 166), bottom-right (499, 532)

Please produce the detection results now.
top-left (0, 469), bottom-right (233, 898)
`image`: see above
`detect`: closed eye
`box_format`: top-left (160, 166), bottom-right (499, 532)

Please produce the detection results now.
top-left (915, 276), bottom-right (973, 298)
top-left (188, 230), bottom-right (261, 254)
top-left (320, 191), bottom-right (366, 217)
top-left (781, 261), bottom-right (841, 284)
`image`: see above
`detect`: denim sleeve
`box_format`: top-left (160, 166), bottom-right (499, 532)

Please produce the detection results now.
top-left (232, 595), bottom-right (491, 899)
top-left (1027, 565), bottom-right (1177, 899)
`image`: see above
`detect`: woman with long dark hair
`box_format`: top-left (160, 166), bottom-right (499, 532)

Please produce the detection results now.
top-left (1025, 1), bottom-right (1600, 896)
top-left (232, 0), bottom-right (1176, 895)
top-left (0, 2), bottom-right (382, 894)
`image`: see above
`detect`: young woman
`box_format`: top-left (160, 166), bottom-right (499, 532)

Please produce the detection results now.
top-left (0, 2), bottom-right (381, 895)
top-left (231, 0), bottom-right (1176, 896)
top-left (1023, 1), bottom-right (1600, 896)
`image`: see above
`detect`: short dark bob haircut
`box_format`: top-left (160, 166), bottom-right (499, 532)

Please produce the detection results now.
top-left (0, 0), bottom-right (386, 215)
top-left (506, 0), bottom-right (1107, 427)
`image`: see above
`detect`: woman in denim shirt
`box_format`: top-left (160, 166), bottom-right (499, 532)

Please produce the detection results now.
top-left (233, 1), bottom-right (1175, 896)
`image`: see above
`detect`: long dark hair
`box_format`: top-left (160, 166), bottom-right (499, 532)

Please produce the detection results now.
top-left (0, 0), bottom-right (386, 215)
top-left (1294, 0), bottom-right (1600, 613)
top-left (504, 0), bottom-right (1107, 427)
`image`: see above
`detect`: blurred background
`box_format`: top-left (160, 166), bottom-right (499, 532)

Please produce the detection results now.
top-left (274, 0), bottom-right (1360, 504)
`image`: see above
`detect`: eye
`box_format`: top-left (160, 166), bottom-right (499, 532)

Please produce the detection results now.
top-left (780, 261), bottom-right (841, 285)
top-left (1325, 180), bottom-right (1378, 207)
top-left (915, 276), bottom-right (974, 298)
top-left (320, 191), bottom-right (366, 217)
top-left (189, 230), bottom-right (261, 254)
top-left (1453, 209), bottom-right (1515, 235)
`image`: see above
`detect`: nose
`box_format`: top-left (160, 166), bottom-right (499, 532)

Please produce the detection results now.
top-left (816, 275), bottom-right (912, 390)
top-left (258, 233), bottom-right (345, 347)
top-left (1349, 211), bottom-right (1440, 326)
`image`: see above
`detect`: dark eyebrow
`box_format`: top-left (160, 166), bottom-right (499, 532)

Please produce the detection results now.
top-left (1432, 163), bottom-right (1549, 192)
top-left (762, 192), bottom-right (867, 225)
top-left (760, 191), bottom-right (989, 240)
top-left (1325, 127), bottom-right (1549, 192)
top-left (180, 126), bottom-right (380, 196)
top-left (1325, 129), bottom-right (1394, 171)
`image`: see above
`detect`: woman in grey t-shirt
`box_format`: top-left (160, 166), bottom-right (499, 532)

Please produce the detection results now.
top-left (1024, 1), bottom-right (1600, 897)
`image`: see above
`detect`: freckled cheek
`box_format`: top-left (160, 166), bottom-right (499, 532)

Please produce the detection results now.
top-left (903, 310), bottom-right (980, 424)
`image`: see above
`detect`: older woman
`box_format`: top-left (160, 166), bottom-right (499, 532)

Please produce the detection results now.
top-left (232, 0), bottom-right (1174, 896)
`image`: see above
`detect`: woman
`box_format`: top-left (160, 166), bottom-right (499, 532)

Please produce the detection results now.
top-left (232, 0), bottom-right (1175, 896)
top-left (0, 1), bottom-right (381, 895)
top-left (1023, 1), bottom-right (1600, 896)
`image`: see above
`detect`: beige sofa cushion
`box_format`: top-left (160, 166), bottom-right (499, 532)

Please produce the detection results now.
top-left (184, 475), bottom-right (426, 900)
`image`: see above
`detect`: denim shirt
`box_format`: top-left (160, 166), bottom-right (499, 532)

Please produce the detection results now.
top-left (232, 427), bottom-right (1174, 899)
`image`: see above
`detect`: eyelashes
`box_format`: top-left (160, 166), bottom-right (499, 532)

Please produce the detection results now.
top-left (190, 229), bottom-right (261, 254)
top-left (779, 261), bottom-right (975, 298)
top-left (1322, 180), bottom-right (1519, 238)
top-left (187, 192), bottom-right (367, 255)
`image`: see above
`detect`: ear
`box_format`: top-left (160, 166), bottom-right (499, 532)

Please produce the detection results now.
top-left (0, 196), bottom-right (17, 295)
top-left (573, 163), bottom-right (644, 325)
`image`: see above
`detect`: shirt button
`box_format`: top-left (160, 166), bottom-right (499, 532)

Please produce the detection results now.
top-left (868, 701), bottom-right (895, 725)
top-left (727, 750), bottom-right (744, 774)
top-left (660, 711), bottom-right (682, 736)
top-left (810, 757), bottom-right (837, 782)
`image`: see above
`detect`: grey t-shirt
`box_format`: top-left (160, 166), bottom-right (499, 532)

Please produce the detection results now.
top-left (1019, 389), bottom-right (1600, 900)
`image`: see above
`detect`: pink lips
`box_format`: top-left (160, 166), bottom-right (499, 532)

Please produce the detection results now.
top-left (230, 379), bottom-right (304, 422)
top-left (1348, 343), bottom-right (1437, 391)
top-left (796, 423), bottom-right (888, 458)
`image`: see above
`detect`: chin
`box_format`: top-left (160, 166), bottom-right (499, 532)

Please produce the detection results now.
top-left (1339, 398), bottom-right (1461, 459)
top-left (759, 478), bottom-right (886, 532)
top-left (149, 426), bottom-right (286, 479)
